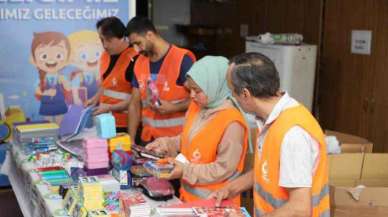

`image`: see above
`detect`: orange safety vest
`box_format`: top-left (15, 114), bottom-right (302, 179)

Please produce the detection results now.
top-left (180, 102), bottom-right (248, 206)
top-left (254, 105), bottom-right (330, 217)
top-left (134, 45), bottom-right (196, 142)
top-left (100, 47), bottom-right (137, 128)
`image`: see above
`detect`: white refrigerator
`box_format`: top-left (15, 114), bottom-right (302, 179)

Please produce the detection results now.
top-left (245, 41), bottom-right (317, 111)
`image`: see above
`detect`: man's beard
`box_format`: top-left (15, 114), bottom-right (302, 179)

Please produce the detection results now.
top-left (140, 42), bottom-right (154, 57)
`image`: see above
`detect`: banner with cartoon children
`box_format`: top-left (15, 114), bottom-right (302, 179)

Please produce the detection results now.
top-left (0, 0), bottom-right (135, 124)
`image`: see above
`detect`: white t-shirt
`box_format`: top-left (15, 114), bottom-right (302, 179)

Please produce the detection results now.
top-left (256, 92), bottom-right (319, 188)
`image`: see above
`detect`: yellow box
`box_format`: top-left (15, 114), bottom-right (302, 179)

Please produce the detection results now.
top-left (108, 133), bottom-right (132, 152)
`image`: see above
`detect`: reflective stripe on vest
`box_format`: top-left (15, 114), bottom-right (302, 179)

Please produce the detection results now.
top-left (103, 89), bottom-right (131, 101)
top-left (320, 209), bottom-right (330, 217)
top-left (181, 183), bottom-right (212, 199)
top-left (142, 116), bottom-right (184, 128)
top-left (312, 184), bottom-right (329, 207)
top-left (255, 183), bottom-right (286, 208)
top-left (255, 208), bottom-right (330, 217)
top-left (255, 183), bottom-right (330, 210)
top-left (141, 98), bottom-right (186, 108)
top-left (255, 208), bottom-right (265, 217)
top-left (182, 171), bottom-right (241, 199)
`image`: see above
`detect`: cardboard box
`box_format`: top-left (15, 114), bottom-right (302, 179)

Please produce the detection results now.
top-left (329, 153), bottom-right (388, 217)
top-left (325, 130), bottom-right (373, 153)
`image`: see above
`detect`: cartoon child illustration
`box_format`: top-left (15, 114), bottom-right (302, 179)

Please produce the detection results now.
top-left (67, 30), bottom-right (103, 105)
top-left (31, 31), bottom-right (71, 124)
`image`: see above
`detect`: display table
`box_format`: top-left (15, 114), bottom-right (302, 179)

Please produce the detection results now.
top-left (2, 142), bottom-right (180, 217)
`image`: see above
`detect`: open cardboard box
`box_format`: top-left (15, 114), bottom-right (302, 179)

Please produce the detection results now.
top-left (329, 153), bottom-right (388, 217)
top-left (325, 130), bottom-right (373, 153)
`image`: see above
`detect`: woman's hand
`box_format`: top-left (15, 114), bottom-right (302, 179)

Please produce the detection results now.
top-left (145, 138), bottom-right (169, 155)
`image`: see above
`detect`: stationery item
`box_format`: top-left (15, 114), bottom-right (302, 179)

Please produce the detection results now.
top-left (103, 191), bottom-right (120, 213)
top-left (112, 168), bottom-right (132, 190)
top-left (119, 191), bottom-right (150, 217)
top-left (95, 113), bottom-right (116, 139)
top-left (83, 137), bottom-right (108, 148)
top-left (63, 186), bottom-right (80, 215)
top-left (37, 167), bottom-right (72, 186)
top-left (111, 150), bottom-right (132, 170)
top-left (147, 79), bottom-right (161, 107)
top-left (153, 207), bottom-right (194, 217)
top-left (59, 105), bottom-right (94, 141)
top-left (14, 122), bottom-right (59, 143)
top-left (56, 139), bottom-right (84, 160)
top-left (130, 165), bottom-right (151, 177)
top-left (79, 176), bottom-right (105, 210)
top-left (193, 207), bottom-right (251, 217)
top-left (87, 209), bottom-right (110, 217)
top-left (70, 167), bottom-right (87, 182)
top-left (83, 138), bottom-right (109, 171)
top-left (83, 167), bottom-right (109, 176)
top-left (143, 160), bottom-right (174, 179)
top-left (72, 203), bottom-right (87, 217)
top-left (132, 144), bottom-right (164, 160)
top-left (140, 177), bottom-right (174, 201)
top-left (108, 133), bottom-right (132, 153)
top-left (97, 175), bottom-right (120, 192)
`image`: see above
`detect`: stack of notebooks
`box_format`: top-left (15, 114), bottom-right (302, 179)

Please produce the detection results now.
top-left (79, 176), bottom-right (104, 210)
top-left (108, 133), bottom-right (132, 154)
top-left (14, 122), bottom-right (59, 153)
top-left (83, 138), bottom-right (109, 175)
top-left (37, 166), bottom-right (72, 186)
top-left (14, 122), bottom-right (59, 141)
top-left (119, 191), bottom-right (151, 217)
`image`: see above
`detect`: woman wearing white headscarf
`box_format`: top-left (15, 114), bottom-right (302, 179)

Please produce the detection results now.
top-left (146, 56), bottom-right (248, 205)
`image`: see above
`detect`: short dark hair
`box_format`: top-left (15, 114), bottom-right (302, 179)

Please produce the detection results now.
top-left (126, 16), bottom-right (157, 36)
top-left (230, 52), bottom-right (280, 98)
top-left (96, 16), bottom-right (126, 39)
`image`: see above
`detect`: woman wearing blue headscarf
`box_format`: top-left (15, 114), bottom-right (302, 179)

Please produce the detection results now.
top-left (146, 56), bottom-right (249, 205)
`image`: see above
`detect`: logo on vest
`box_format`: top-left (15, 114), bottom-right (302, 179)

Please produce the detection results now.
top-left (191, 148), bottom-right (201, 163)
top-left (139, 80), bottom-right (145, 90)
top-left (262, 160), bottom-right (270, 183)
top-left (111, 77), bottom-right (117, 86)
top-left (162, 81), bottom-right (170, 92)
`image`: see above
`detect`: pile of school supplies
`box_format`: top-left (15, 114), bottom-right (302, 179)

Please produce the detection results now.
top-left (108, 133), bottom-right (132, 154)
top-left (14, 122), bottom-right (59, 154)
top-left (83, 138), bottom-right (109, 176)
top-left (79, 176), bottom-right (104, 210)
top-left (36, 166), bottom-right (72, 186)
top-left (119, 191), bottom-right (151, 217)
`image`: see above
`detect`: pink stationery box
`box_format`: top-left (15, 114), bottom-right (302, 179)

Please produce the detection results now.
top-left (83, 138), bottom-right (108, 149)
top-left (85, 161), bottom-right (109, 169)
top-left (84, 148), bottom-right (109, 156)
top-left (84, 155), bottom-right (109, 163)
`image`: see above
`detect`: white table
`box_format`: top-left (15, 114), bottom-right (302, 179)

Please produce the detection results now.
top-left (2, 143), bottom-right (180, 217)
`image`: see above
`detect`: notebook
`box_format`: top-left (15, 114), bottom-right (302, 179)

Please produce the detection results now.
top-left (59, 105), bottom-right (94, 142)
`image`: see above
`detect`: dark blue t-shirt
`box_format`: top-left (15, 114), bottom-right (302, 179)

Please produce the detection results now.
top-left (131, 53), bottom-right (194, 88)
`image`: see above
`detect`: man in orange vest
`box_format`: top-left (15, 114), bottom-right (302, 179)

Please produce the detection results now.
top-left (86, 17), bottom-right (138, 133)
top-left (210, 52), bottom-right (330, 217)
top-left (126, 16), bottom-right (195, 144)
